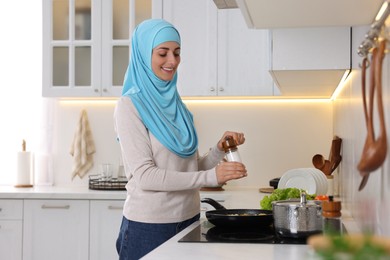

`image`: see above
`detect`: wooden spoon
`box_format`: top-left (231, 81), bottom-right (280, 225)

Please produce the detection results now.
top-left (322, 160), bottom-right (332, 176)
top-left (312, 154), bottom-right (332, 175)
top-left (357, 40), bottom-right (388, 191)
top-left (312, 154), bottom-right (325, 170)
top-left (329, 137), bottom-right (342, 174)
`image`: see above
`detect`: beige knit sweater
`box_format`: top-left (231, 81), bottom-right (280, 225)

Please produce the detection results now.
top-left (114, 97), bottom-right (223, 223)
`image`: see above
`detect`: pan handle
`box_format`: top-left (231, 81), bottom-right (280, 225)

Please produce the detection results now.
top-left (201, 198), bottom-right (227, 210)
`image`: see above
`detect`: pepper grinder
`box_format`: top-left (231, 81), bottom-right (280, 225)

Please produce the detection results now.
top-left (322, 196), bottom-right (342, 235)
top-left (222, 136), bottom-right (242, 162)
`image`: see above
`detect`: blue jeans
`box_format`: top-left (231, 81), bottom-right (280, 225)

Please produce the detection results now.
top-left (116, 214), bottom-right (200, 260)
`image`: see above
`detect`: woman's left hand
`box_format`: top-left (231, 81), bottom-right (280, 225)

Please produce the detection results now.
top-left (217, 131), bottom-right (245, 151)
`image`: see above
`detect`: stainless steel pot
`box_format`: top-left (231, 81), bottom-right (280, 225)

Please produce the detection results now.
top-left (272, 192), bottom-right (322, 238)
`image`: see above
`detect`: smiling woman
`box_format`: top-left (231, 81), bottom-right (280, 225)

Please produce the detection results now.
top-left (0, 1), bottom-right (43, 184)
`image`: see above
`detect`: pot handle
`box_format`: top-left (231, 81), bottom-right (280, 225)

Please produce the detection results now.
top-left (300, 191), bottom-right (307, 206)
top-left (201, 198), bottom-right (227, 210)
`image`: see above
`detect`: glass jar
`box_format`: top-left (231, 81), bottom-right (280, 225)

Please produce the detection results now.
top-left (222, 136), bottom-right (242, 162)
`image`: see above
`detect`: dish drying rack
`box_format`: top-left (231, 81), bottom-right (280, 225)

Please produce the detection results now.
top-left (89, 175), bottom-right (127, 191)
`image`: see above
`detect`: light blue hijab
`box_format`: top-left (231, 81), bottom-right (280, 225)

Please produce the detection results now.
top-left (122, 19), bottom-right (198, 158)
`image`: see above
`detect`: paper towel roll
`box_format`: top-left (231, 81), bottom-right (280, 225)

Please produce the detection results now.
top-left (16, 151), bottom-right (33, 187)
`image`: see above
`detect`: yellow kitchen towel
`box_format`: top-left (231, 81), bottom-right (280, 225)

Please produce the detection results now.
top-left (70, 109), bottom-right (96, 180)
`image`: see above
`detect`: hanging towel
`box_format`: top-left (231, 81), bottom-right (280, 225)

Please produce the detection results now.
top-left (70, 109), bottom-right (96, 180)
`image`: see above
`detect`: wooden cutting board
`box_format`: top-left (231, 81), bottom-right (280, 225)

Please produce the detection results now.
top-left (259, 187), bottom-right (274, 193)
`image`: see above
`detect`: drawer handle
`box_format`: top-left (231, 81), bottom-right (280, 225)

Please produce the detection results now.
top-left (41, 205), bottom-right (70, 209)
top-left (108, 206), bottom-right (123, 210)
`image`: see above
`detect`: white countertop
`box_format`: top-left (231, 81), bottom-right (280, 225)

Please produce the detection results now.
top-left (0, 185), bottom-right (127, 200)
top-left (0, 185), bottom-right (265, 205)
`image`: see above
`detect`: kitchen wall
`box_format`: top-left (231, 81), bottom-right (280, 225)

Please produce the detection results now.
top-left (49, 99), bottom-right (333, 189)
top-left (333, 25), bottom-right (390, 236)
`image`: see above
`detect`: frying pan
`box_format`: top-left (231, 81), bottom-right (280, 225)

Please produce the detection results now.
top-left (201, 198), bottom-right (273, 227)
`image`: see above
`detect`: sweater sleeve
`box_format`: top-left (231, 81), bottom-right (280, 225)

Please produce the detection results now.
top-left (198, 145), bottom-right (225, 170)
top-left (114, 97), bottom-right (219, 191)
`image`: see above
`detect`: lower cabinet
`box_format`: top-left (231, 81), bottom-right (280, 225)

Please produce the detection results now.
top-left (20, 199), bottom-right (124, 260)
top-left (23, 200), bottom-right (90, 260)
top-left (0, 200), bottom-right (23, 260)
top-left (90, 200), bottom-right (124, 260)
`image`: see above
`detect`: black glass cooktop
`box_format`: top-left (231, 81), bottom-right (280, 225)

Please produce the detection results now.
top-left (178, 221), bottom-right (308, 244)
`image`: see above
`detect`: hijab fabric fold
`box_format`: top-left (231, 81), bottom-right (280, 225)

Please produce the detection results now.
top-left (122, 19), bottom-right (198, 158)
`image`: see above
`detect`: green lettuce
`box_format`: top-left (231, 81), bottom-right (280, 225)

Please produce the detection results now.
top-left (260, 188), bottom-right (316, 210)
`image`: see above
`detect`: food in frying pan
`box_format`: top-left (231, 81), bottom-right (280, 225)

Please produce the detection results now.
top-left (225, 212), bottom-right (269, 216)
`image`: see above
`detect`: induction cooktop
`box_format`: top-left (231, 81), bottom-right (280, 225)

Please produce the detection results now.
top-left (178, 221), bottom-right (308, 244)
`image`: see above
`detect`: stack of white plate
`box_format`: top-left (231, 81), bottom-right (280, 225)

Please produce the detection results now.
top-left (277, 168), bottom-right (328, 195)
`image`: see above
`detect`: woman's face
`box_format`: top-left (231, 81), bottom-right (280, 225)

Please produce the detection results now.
top-left (151, 41), bottom-right (181, 81)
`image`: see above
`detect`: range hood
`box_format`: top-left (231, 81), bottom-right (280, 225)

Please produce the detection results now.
top-left (269, 70), bottom-right (349, 98)
top-left (212, 0), bottom-right (384, 98)
top-left (234, 0), bottom-right (384, 29)
top-left (212, 0), bottom-right (238, 9)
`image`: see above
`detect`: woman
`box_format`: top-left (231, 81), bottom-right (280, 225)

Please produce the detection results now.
top-left (114, 19), bottom-right (247, 260)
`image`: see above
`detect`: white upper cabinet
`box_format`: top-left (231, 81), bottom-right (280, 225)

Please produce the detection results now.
top-left (43, 0), bottom-right (153, 98)
top-left (161, 0), bottom-right (276, 97)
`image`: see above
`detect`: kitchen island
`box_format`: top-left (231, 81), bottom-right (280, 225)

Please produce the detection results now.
top-left (144, 215), bottom-right (360, 260)
top-left (143, 220), bottom-right (313, 260)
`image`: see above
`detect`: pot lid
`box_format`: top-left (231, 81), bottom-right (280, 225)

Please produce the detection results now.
top-left (272, 192), bottom-right (321, 208)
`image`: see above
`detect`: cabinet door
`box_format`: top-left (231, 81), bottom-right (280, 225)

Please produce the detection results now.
top-left (101, 0), bottom-right (153, 97)
top-left (43, 0), bottom-right (153, 98)
top-left (23, 200), bottom-right (89, 260)
top-left (162, 0), bottom-right (275, 97)
top-left (90, 200), bottom-right (124, 260)
top-left (217, 9), bottom-right (275, 96)
top-left (0, 221), bottom-right (23, 260)
top-left (0, 200), bottom-right (23, 260)
top-left (43, 0), bottom-right (102, 97)
top-left (162, 0), bottom-right (218, 96)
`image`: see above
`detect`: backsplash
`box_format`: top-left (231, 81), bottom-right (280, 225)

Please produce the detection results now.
top-left (49, 99), bottom-right (333, 189)
top-left (333, 25), bottom-right (390, 236)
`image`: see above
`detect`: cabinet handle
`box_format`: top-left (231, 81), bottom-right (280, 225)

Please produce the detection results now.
top-left (219, 87), bottom-right (224, 92)
top-left (103, 88), bottom-right (108, 92)
top-left (41, 205), bottom-right (70, 209)
top-left (108, 205), bottom-right (123, 210)
top-left (210, 87), bottom-right (215, 92)
top-left (94, 89), bottom-right (99, 93)
top-left (0, 208), bottom-right (2, 212)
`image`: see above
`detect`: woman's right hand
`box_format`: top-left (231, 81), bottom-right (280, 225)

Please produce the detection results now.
top-left (215, 161), bottom-right (247, 185)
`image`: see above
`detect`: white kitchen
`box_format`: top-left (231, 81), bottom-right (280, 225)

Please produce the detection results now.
top-left (1, 0), bottom-right (390, 259)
